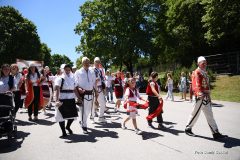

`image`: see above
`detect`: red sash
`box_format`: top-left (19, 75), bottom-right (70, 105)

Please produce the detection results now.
top-left (146, 101), bottom-right (163, 120)
top-left (124, 101), bottom-right (149, 110)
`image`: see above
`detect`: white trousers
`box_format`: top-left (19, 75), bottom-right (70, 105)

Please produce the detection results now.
top-left (79, 94), bottom-right (93, 128)
top-left (92, 89), bottom-right (106, 118)
top-left (186, 97), bottom-right (219, 134)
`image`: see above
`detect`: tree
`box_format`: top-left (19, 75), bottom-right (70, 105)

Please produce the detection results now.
top-left (201, 0), bottom-right (240, 51)
top-left (76, 55), bottom-right (84, 69)
top-left (165, 0), bottom-right (209, 66)
top-left (50, 54), bottom-right (73, 69)
top-left (0, 6), bottom-right (42, 65)
top-left (40, 43), bottom-right (52, 67)
top-left (75, 0), bottom-right (152, 75)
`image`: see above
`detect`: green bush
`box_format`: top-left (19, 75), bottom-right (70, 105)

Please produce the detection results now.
top-left (159, 61), bottom-right (216, 92)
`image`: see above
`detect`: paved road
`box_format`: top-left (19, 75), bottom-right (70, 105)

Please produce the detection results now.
top-left (0, 94), bottom-right (240, 160)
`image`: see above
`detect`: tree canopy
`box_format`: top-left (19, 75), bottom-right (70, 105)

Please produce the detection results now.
top-left (0, 6), bottom-right (42, 65)
top-left (75, 0), bottom-right (240, 73)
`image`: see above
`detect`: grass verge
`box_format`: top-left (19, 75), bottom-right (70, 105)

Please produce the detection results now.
top-left (211, 75), bottom-right (240, 102)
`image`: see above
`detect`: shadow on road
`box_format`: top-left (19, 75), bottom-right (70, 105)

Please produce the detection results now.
top-left (34, 119), bottom-right (55, 126)
top-left (142, 131), bottom-right (163, 140)
top-left (16, 118), bottom-right (55, 126)
top-left (94, 121), bottom-right (121, 129)
top-left (162, 121), bottom-right (177, 125)
top-left (42, 113), bottom-right (55, 120)
top-left (195, 135), bottom-right (240, 148)
top-left (0, 131), bottom-right (30, 153)
top-left (64, 128), bottom-right (118, 143)
top-left (15, 119), bottom-right (36, 126)
top-left (160, 126), bottom-right (185, 136)
top-left (211, 103), bottom-right (224, 107)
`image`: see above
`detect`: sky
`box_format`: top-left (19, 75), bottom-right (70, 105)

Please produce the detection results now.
top-left (0, 0), bottom-right (86, 64)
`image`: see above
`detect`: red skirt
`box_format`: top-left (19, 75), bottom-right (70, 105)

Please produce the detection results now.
top-left (114, 86), bottom-right (123, 99)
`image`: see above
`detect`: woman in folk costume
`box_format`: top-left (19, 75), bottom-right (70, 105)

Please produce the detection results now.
top-left (114, 71), bottom-right (124, 112)
top-left (146, 72), bottom-right (165, 129)
top-left (54, 64), bottom-right (78, 138)
top-left (25, 63), bottom-right (44, 121)
top-left (122, 78), bottom-right (145, 135)
top-left (40, 68), bottom-right (55, 115)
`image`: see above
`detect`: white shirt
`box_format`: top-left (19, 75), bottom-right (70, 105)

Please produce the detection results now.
top-left (92, 67), bottom-right (104, 86)
top-left (74, 67), bottom-right (96, 90)
top-left (29, 73), bottom-right (39, 86)
top-left (125, 88), bottom-right (140, 102)
top-left (55, 73), bottom-right (76, 99)
top-left (0, 76), bottom-right (12, 93)
top-left (105, 75), bottom-right (114, 88)
top-left (13, 73), bottom-right (22, 90)
top-left (167, 78), bottom-right (173, 85)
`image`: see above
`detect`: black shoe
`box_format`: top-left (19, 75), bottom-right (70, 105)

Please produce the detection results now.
top-left (59, 133), bottom-right (67, 138)
top-left (185, 128), bottom-right (195, 136)
top-left (28, 117), bottom-right (33, 121)
top-left (158, 123), bottom-right (166, 130)
top-left (213, 133), bottom-right (228, 140)
top-left (148, 122), bottom-right (155, 129)
top-left (82, 127), bottom-right (88, 134)
top-left (66, 127), bottom-right (73, 134)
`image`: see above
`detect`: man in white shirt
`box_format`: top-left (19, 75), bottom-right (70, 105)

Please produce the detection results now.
top-left (75, 57), bottom-right (96, 134)
top-left (92, 57), bottom-right (107, 123)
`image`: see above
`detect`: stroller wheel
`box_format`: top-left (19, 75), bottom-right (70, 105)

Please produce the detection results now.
top-left (7, 134), bottom-right (12, 140)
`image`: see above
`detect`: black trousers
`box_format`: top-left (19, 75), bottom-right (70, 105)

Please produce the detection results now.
top-left (148, 96), bottom-right (163, 124)
top-left (28, 86), bottom-right (40, 117)
top-left (13, 91), bottom-right (21, 114)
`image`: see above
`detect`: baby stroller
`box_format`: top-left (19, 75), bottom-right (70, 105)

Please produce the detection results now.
top-left (0, 92), bottom-right (17, 139)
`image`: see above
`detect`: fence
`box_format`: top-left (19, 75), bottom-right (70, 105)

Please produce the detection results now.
top-left (205, 51), bottom-right (240, 74)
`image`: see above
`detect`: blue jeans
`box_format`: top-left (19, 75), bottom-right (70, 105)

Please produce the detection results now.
top-left (106, 87), bottom-right (113, 101)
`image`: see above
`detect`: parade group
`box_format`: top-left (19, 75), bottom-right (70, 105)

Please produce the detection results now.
top-left (0, 56), bottom-right (228, 140)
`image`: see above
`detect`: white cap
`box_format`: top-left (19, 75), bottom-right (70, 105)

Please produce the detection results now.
top-left (60, 64), bottom-right (66, 69)
top-left (94, 57), bottom-right (100, 62)
top-left (197, 56), bottom-right (206, 63)
top-left (29, 62), bottom-right (37, 67)
top-left (82, 57), bottom-right (89, 63)
top-left (72, 65), bottom-right (77, 69)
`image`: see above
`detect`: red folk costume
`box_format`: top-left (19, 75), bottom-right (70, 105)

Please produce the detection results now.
top-left (123, 88), bottom-right (149, 111)
top-left (146, 81), bottom-right (159, 96)
top-left (192, 68), bottom-right (210, 98)
top-left (24, 79), bottom-right (44, 110)
top-left (114, 77), bottom-right (123, 98)
top-left (146, 80), bottom-right (163, 121)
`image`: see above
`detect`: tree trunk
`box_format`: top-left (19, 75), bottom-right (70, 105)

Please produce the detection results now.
top-left (124, 60), bottom-right (133, 76)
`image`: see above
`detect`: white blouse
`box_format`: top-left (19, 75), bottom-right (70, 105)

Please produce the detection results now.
top-left (125, 88), bottom-right (140, 102)
top-left (13, 73), bottom-right (22, 90)
top-left (55, 73), bottom-right (76, 100)
top-left (0, 76), bottom-right (10, 93)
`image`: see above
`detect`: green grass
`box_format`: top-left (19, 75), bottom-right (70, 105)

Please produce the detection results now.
top-left (211, 75), bottom-right (240, 102)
